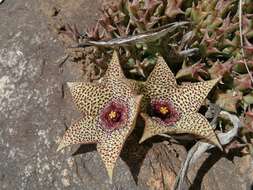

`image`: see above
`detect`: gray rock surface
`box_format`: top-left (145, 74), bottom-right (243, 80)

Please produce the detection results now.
top-left (0, 1), bottom-right (252, 190)
top-left (0, 1), bottom-right (146, 189)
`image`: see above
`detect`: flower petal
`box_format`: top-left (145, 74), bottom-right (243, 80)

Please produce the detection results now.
top-left (171, 77), bottom-right (221, 113)
top-left (103, 51), bottom-right (125, 81)
top-left (139, 112), bottom-right (222, 150)
top-left (57, 116), bottom-right (100, 151)
top-left (97, 95), bottom-right (142, 182)
top-left (175, 113), bottom-right (222, 150)
top-left (68, 82), bottom-right (113, 116)
top-left (142, 55), bottom-right (221, 114)
top-left (145, 56), bottom-right (177, 89)
top-left (139, 113), bottom-right (175, 143)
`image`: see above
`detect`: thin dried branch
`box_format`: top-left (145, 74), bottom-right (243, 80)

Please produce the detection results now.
top-left (178, 48), bottom-right (199, 57)
top-left (69, 22), bottom-right (189, 48)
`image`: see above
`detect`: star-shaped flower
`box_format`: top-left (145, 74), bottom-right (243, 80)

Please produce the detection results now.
top-left (57, 51), bottom-right (142, 181)
top-left (139, 56), bottom-right (222, 149)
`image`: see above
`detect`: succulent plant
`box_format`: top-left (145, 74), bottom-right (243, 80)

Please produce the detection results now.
top-left (59, 0), bottom-right (253, 156)
top-left (62, 0), bottom-right (191, 80)
top-left (182, 0), bottom-right (253, 153)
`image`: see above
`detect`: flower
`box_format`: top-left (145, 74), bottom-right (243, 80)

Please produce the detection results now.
top-left (149, 99), bottom-right (181, 126)
top-left (139, 56), bottom-right (222, 149)
top-left (57, 51), bottom-right (142, 181)
top-left (99, 99), bottom-right (129, 131)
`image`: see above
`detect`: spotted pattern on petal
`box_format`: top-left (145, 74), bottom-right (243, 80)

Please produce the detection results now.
top-left (69, 82), bottom-right (113, 116)
top-left (139, 55), bottom-right (222, 148)
top-left (58, 116), bottom-right (101, 149)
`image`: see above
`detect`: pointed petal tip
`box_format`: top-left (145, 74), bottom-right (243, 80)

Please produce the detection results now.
top-left (107, 167), bottom-right (113, 184)
top-left (217, 143), bottom-right (223, 151)
top-left (212, 140), bottom-right (223, 151)
top-left (67, 82), bottom-right (75, 89)
top-left (112, 50), bottom-right (118, 57)
top-left (210, 134), bottom-right (223, 151)
top-left (139, 136), bottom-right (147, 144)
top-left (204, 131), bottom-right (223, 151)
top-left (212, 76), bottom-right (222, 84)
top-left (139, 113), bottom-right (152, 144)
top-left (110, 50), bottom-right (119, 66)
top-left (56, 141), bottom-right (67, 152)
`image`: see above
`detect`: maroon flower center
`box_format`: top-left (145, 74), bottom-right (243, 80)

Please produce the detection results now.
top-left (150, 99), bottom-right (180, 126)
top-left (99, 99), bottom-right (128, 131)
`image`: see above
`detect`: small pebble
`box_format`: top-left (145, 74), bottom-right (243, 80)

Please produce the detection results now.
top-left (0, 0), bottom-right (4, 4)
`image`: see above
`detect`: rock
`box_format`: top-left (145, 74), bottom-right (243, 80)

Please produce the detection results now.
top-left (188, 150), bottom-right (253, 190)
top-left (0, 0), bottom-right (97, 189)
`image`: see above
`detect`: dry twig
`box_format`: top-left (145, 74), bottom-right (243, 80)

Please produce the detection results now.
top-left (69, 22), bottom-right (189, 48)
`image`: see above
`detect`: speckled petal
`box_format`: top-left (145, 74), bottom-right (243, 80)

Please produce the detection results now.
top-left (139, 113), bottom-right (175, 143)
top-left (139, 112), bottom-right (222, 149)
top-left (104, 51), bottom-right (125, 81)
top-left (175, 113), bottom-right (222, 149)
top-left (57, 116), bottom-right (100, 151)
top-left (145, 56), bottom-right (177, 89)
top-left (97, 95), bottom-right (142, 182)
top-left (140, 55), bottom-right (221, 147)
top-left (97, 133), bottom-right (123, 183)
top-left (143, 56), bottom-right (221, 114)
top-left (169, 78), bottom-right (221, 113)
top-left (68, 82), bottom-right (113, 116)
